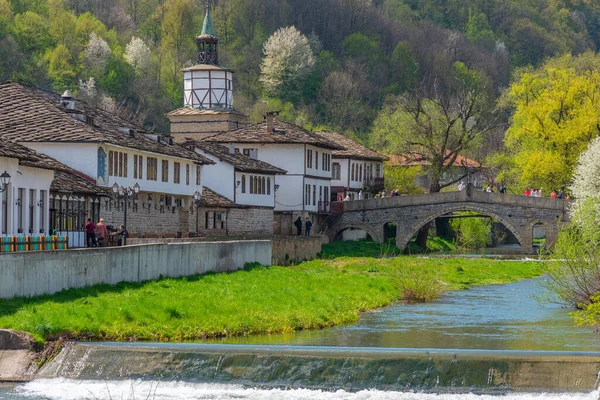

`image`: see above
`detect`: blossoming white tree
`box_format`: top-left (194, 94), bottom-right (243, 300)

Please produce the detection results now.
top-left (260, 26), bottom-right (315, 99)
top-left (571, 137), bottom-right (600, 203)
top-left (124, 36), bottom-right (151, 74)
top-left (84, 32), bottom-right (111, 69)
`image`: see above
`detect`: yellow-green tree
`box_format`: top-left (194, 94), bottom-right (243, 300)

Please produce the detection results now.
top-left (501, 52), bottom-right (600, 191)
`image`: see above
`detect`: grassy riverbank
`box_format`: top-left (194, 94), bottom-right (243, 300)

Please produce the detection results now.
top-left (0, 257), bottom-right (542, 342)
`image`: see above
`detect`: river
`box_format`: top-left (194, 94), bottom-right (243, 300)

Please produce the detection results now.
top-left (3, 277), bottom-right (600, 399)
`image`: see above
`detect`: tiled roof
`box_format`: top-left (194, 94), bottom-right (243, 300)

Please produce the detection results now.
top-left (386, 152), bottom-right (482, 168)
top-left (185, 140), bottom-right (286, 174)
top-left (202, 118), bottom-right (345, 150)
top-left (315, 130), bottom-right (388, 161)
top-left (0, 140), bottom-right (106, 196)
top-left (200, 187), bottom-right (234, 208)
top-left (0, 82), bottom-right (213, 165)
top-left (166, 107), bottom-right (246, 117)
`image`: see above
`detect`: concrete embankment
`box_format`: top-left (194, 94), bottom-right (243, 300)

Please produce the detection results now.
top-left (37, 342), bottom-right (600, 393)
top-left (0, 240), bottom-right (271, 299)
top-left (0, 330), bottom-right (36, 382)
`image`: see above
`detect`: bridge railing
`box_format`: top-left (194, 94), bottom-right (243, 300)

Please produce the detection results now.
top-left (337, 190), bottom-right (568, 212)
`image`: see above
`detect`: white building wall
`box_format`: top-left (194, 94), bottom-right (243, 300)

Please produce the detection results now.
top-left (105, 145), bottom-right (202, 198)
top-left (348, 159), bottom-right (364, 190)
top-left (234, 143), bottom-right (305, 174)
top-left (195, 149), bottom-right (235, 200)
top-left (331, 158), bottom-right (349, 188)
top-left (305, 144), bottom-right (333, 179)
top-left (24, 142), bottom-right (97, 178)
top-left (235, 171), bottom-right (275, 208)
top-left (0, 157), bottom-right (53, 237)
top-left (273, 175), bottom-right (304, 212)
top-left (303, 177), bottom-right (330, 213)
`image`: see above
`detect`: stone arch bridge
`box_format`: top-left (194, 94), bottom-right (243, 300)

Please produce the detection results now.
top-left (324, 191), bottom-right (570, 253)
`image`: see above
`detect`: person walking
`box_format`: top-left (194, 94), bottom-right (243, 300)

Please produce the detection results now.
top-left (85, 218), bottom-right (96, 248)
top-left (95, 218), bottom-right (108, 247)
top-left (294, 217), bottom-right (302, 236)
top-left (305, 217), bottom-right (312, 236)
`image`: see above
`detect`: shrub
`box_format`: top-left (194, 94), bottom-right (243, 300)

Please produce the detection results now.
top-left (450, 213), bottom-right (491, 249)
top-left (392, 270), bottom-right (442, 303)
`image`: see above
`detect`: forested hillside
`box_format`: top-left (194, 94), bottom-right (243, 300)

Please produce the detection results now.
top-left (1, 0), bottom-right (600, 156)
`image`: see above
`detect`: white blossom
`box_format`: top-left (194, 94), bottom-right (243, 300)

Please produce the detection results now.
top-left (260, 26), bottom-right (315, 97)
top-left (78, 77), bottom-right (97, 103)
top-left (124, 36), bottom-right (151, 74)
top-left (84, 32), bottom-right (111, 69)
top-left (571, 136), bottom-right (600, 203)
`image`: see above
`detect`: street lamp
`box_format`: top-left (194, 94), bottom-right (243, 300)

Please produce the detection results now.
top-left (112, 182), bottom-right (140, 246)
top-left (0, 171), bottom-right (11, 192)
top-left (193, 190), bottom-right (202, 235)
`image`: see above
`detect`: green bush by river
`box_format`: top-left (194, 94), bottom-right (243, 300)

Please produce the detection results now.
top-left (0, 257), bottom-right (542, 342)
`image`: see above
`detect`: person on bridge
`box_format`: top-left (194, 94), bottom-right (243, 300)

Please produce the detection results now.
top-left (358, 190), bottom-right (363, 200)
top-left (294, 217), bottom-right (302, 236)
top-left (458, 182), bottom-right (465, 191)
top-left (550, 190), bottom-right (557, 199)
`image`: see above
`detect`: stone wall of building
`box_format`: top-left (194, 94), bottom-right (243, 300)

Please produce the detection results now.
top-left (100, 192), bottom-right (190, 236)
top-left (271, 235), bottom-right (328, 265)
top-left (170, 113), bottom-right (250, 142)
top-left (187, 207), bottom-right (273, 237)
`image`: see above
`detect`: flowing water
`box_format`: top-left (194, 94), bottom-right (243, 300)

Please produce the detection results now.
top-left (3, 277), bottom-right (600, 399)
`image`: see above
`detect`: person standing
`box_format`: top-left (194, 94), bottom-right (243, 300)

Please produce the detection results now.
top-left (294, 217), bottom-right (302, 236)
top-left (116, 224), bottom-right (127, 246)
top-left (85, 218), bottom-right (96, 248)
top-left (358, 190), bottom-right (363, 200)
top-left (458, 182), bottom-right (465, 191)
top-left (95, 218), bottom-right (108, 247)
top-left (305, 217), bottom-right (312, 236)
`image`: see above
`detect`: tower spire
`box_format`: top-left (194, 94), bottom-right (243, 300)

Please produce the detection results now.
top-left (196, 0), bottom-right (219, 65)
top-left (201, 1), bottom-right (216, 37)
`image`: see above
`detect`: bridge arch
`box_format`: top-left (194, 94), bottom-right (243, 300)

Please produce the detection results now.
top-left (396, 204), bottom-right (528, 251)
top-left (330, 222), bottom-right (384, 244)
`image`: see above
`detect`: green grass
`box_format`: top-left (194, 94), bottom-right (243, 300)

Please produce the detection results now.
top-left (320, 239), bottom-right (403, 258)
top-left (0, 257), bottom-right (542, 342)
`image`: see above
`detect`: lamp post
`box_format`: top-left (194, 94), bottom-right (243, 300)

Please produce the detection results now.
top-left (193, 190), bottom-right (202, 234)
top-left (0, 171), bottom-right (11, 192)
top-left (112, 182), bottom-right (140, 246)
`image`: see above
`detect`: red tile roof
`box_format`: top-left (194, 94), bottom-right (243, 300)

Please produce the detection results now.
top-left (386, 152), bottom-right (482, 168)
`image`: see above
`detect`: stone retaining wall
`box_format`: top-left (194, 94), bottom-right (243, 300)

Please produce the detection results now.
top-left (0, 240), bottom-right (271, 299)
top-left (271, 235), bottom-right (328, 265)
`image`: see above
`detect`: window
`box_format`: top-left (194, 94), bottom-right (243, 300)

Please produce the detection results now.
top-left (351, 164), bottom-right (355, 181)
top-left (305, 184), bottom-right (310, 205)
top-left (138, 155), bottom-right (143, 179)
top-left (332, 163), bottom-right (341, 180)
top-left (134, 155), bottom-right (138, 178)
top-left (174, 162), bottom-right (181, 184)
top-left (306, 149), bottom-right (313, 168)
top-left (319, 186), bottom-right (323, 202)
top-left (267, 177), bottom-right (271, 195)
top-left (242, 148), bottom-right (258, 158)
top-left (109, 150), bottom-right (128, 177)
top-left (28, 189), bottom-right (34, 234)
top-left (186, 164), bottom-right (190, 185)
top-left (359, 164), bottom-right (363, 182)
top-left (312, 185), bottom-right (316, 206)
top-left (161, 160), bottom-right (169, 182)
top-left (147, 157), bottom-right (158, 181)
top-left (2, 188), bottom-right (7, 234)
top-left (17, 188), bottom-right (23, 233)
top-left (376, 163), bottom-right (381, 178)
top-left (261, 177), bottom-right (266, 194)
top-left (241, 175), bottom-right (246, 193)
top-left (315, 151), bottom-right (319, 170)
top-left (40, 190), bottom-right (46, 233)
top-left (196, 165), bottom-right (201, 185)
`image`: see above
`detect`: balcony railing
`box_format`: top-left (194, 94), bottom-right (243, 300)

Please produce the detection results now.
top-left (318, 201), bottom-right (330, 213)
top-left (363, 177), bottom-right (385, 191)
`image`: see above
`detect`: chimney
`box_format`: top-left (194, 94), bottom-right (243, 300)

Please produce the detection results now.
top-left (229, 143), bottom-right (235, 154)
top-left (61, 90), bottom-right (75, 110)
top-left (264, 111), bottom-right (279, 133)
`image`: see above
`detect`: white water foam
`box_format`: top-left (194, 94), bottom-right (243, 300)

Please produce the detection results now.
top-left (10, 379), bottom-right (600, 400)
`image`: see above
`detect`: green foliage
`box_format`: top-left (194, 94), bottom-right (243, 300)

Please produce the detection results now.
top-left (542, 198), bottom-right (600, 310)
top-left (0, 257), bottom-right (542, 341)
top-left (320, 239), bottom-right (402, 259)
top-left (384, 165), bottom-right (424, 194)
top-left (450, 213), bottom-right (492, 249)
top-left (499, 53), bottom-right (600, 191)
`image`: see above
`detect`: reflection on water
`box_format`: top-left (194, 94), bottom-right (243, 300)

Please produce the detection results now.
top-left (210, 277), bottom-right (600, 351)
top-left (1, 379), bottom-right (599, 400)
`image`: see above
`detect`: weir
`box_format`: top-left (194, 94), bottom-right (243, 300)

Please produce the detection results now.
top-left (37, 343), bottom-right (600, 393)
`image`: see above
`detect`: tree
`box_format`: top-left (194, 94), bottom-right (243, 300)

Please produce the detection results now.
top-left (384, 165), bottom-right (424, 195)
top-left (500, 53), bottom-right (600, 191)
top-left (84, 32), bottom-right (111, 69)
top-left (260, 25), bottom-right (315, 100)
top-left (372, 62), bottom-right (493, 193)
top-left (47, 43), bottom-right (77, 91)
top-left (571, 137), bottom-right (600, 202)
top-left (124, 36), bottom-right (151, 74)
